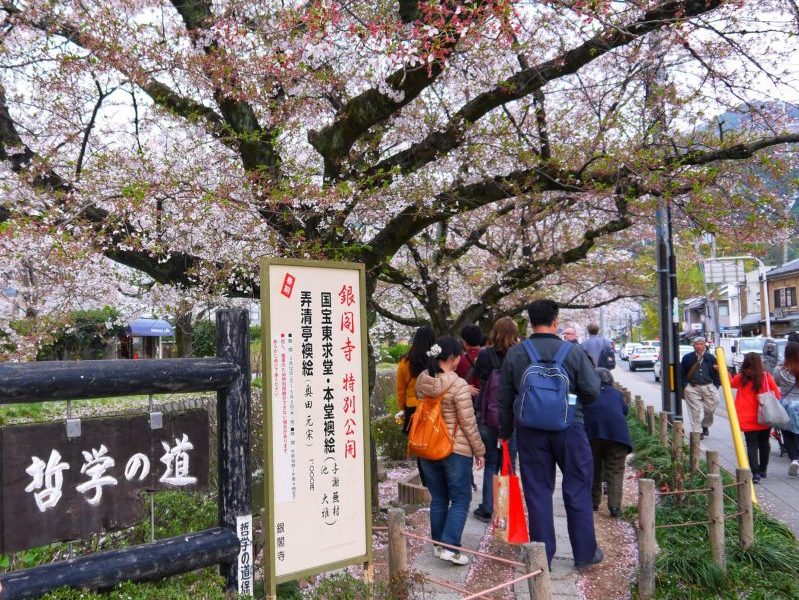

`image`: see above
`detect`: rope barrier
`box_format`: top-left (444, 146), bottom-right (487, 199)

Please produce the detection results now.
top-left (655, 518), bottom-right (711, 530)
top-left (422, 574), bottom-right (492, 600)
top-left (657, 487), bottom-right (711, 497)
top-left (400, 531), bottom-right (524, 567)
top-left (722, 481), bottom-right (745, 489)
top-left (724, 510), bottom-right (747, 520)
top-left (460, 571), bottom-right (542, 600)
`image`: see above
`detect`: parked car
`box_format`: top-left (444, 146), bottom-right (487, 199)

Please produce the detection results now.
top-left (731, 337), bottom-right (767, 373)
top-left (620, 343), bottom-right (637, 361)
top-left (628, 345), bottom-right (659, 371)
top-left (653, 345), bottom-right (694, 382)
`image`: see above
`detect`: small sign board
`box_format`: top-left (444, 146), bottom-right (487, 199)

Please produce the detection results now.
top-left (236, 514), bottom-right (254, 596)
top-left (703, 260), bottom-right (745, 285)
top-left (0, 410), bottom-right (209, 552)
top-left (720, 327), bottom-right (741, 336)
top-left (261, 258), bottom-right (371, 587)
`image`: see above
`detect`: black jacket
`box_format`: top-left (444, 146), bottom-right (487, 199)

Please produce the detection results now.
top-left (680, 351), bottom-right (721, 388)
top-left (498, 333), bottom-right (601, 439)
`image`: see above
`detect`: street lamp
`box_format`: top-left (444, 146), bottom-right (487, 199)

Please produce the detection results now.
top-left (708, 256), bottom-right (771, 338)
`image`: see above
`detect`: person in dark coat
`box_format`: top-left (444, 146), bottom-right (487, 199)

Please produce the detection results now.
top-left (583, 368), bottom-right (631, 517)
top-left (498, 299), bottom-right (602, 570)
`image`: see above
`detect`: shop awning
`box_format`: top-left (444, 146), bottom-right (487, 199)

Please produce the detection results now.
top-left (129, 318), bottom-right (174, 337)
top-left (740, 313), bottom-right (762, 326)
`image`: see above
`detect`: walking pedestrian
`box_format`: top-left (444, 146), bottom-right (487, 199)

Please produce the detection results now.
top-left (772, 341), bottom-right (799, 476)
top-left (416, 336), bottom-right (486, 565)
top-left (680, 337), bottom-right (721, 439)
top-left (562, 326), bottom-right (579, 344)
top-left (456, 324), bottom-right (483, 390)
top-left (581, 323), bottom-right (613, 368)
top-left (730, 352), bottom-right (780, 483)
top-left (498, 299), bottom-right (603, 569)
top-left (583, 368), bottom-right (631, 517)
top-left (396, 325), bottom-right (436, 482)
top-left (471, 316), bottom-right (520, 523)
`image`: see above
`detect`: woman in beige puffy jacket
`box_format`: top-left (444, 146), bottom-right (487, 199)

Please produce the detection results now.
top-left (416, 335), bottom-right (486, 566)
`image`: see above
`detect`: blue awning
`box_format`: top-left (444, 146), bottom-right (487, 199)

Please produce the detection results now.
top-left (129, 318), bottom-right (174, 337)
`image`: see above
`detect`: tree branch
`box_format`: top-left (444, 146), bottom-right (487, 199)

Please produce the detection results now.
top-left (362, 0), bottom-right (724, 187)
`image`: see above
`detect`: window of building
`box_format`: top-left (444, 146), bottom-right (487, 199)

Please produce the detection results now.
top-left (774, 286), bottom-right (797, 308)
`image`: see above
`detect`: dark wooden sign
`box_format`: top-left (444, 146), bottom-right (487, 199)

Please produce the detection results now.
top-left (0, 410), bottom-right (209, 552)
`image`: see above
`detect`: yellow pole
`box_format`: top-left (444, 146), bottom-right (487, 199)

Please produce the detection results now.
top-left (715, 347), bottom-right (757, 505)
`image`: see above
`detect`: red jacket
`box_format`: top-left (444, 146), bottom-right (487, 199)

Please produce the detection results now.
top-left (730, 372), bottom-right (780, 432)
top-left (456, 347), bottom-right (481, 389)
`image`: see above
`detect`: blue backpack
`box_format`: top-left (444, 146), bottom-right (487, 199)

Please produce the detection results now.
top-left (514, 340), bottom-right (575, 431)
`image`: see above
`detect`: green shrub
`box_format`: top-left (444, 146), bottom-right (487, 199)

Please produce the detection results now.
top-left (371, 415), bottom-right (407, 460)
top-left (192, 320), bottom-right (216, 357)
top-left (386, 343), bottom-right (409, 364)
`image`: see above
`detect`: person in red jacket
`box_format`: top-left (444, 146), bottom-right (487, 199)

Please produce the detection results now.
top-left (730, 352), bottom-right (781, 483)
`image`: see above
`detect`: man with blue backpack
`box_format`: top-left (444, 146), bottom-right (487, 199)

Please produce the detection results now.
top-left (498, 299), bottom-right (603, 570)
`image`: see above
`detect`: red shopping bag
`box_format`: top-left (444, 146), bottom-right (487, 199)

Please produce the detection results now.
top-left (492, 440), bottom-right (529, 544)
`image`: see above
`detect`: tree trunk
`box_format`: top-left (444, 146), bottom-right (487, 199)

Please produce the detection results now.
top-left (174, 309), bottom-right (193, 357)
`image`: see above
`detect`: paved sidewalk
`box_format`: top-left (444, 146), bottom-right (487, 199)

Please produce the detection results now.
top-left (615, 367), bottom-right (799, 537)
top-left (409, 469), bottom-right (583, 599)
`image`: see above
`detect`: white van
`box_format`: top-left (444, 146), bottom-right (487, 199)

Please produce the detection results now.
top-left (731, 337), bottom-right (767, 373)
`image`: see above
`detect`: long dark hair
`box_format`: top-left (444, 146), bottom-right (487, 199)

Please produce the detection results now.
top-left (740, 352), bottom-right (765, 393)
top-left (426, 336), bottom-right (463, 376)
top-left (404, 325), bottom-right (436, 377)
top-left (783, 341), bottom-right (799, 380)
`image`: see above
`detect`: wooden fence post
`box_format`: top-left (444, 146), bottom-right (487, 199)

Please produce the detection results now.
top-left (707, 473), bottom-right (726, 570)
top-left (736, 469), bottom-right (754, 550)
top-left (706, 450), bottom-right (720, 476)
top-left (388, 508), bottom-right (408, 597)
top-left (623, 389), bottom-right (632, 406)
top-left (636, 396), bottom-right (645, 422)
top-left (671, 421), bottom-right (684, 498)
top-left (659, 412), bottom-right (669, 446)
top-left (689, 432), bottom-right (701, 474)
top-left (646, 405), bottom-right (656, 436)
top-left (638, 479), bottom-right (657, 599)
top-left (216, 309), bottom-right (252, 591)
top-left (523, 542), bottom-right (552, 600)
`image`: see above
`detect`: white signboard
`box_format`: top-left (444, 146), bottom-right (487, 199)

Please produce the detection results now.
top-left (703, 260), bottom-right (745, 285)
top-left (261, 259), bottom-right (370, 584)
top-left (236, 514), bottom-right (253, 595)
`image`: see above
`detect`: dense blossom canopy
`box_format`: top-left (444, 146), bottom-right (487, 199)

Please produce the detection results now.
top-left (1, 0), bottom-right (798, 354)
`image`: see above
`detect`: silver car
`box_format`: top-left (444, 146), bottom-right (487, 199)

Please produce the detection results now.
top-left (653, 345), bottom-right (695, 382)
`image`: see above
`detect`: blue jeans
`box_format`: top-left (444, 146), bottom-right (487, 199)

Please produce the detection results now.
top-left (477, 426), bottom-right (499, 514)
top-left (420, 453), bottom-right (474, 548)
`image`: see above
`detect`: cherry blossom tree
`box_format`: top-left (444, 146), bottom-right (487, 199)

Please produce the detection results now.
top-left (1, 0), bottom-right (798, 360)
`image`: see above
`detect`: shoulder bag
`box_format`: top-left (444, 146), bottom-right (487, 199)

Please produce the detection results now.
top-left (757, 375), bottom-right (791, 429)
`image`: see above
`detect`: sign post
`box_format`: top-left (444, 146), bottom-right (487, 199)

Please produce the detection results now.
top-left (261, 259), bottom-right (372, 598)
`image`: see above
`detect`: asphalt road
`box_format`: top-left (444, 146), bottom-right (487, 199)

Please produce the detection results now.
top-left (613, 357), bottom-right (799, 538)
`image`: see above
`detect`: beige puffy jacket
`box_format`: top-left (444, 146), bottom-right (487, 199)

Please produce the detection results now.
top-left (416, 370), bottom-right (485, 459)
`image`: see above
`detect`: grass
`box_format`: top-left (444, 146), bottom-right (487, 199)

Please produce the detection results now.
top-left (626, 413), bottom-right (799, 599)
top-left (0, 391), bottom-right (216, 425)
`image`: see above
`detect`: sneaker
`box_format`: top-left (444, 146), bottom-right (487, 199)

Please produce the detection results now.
top-left (759, 472), bottom-right (767, 479)
top-left (753, 474), bottom-right (761, 484)
top-left (789, 460), bottom-right (799, 477)
top-left (472, 508), bottom-right (491, 523)
top-left (609, 508), bottom-right (621, 518)
top-left (702, 427), bottom-right (710, 438)
top-left (439, 548), bottom-right (469, 565)
top-left (575, 547), bottom-right (604, 569)
top-left (433, 545), bottom-right (442, 558)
